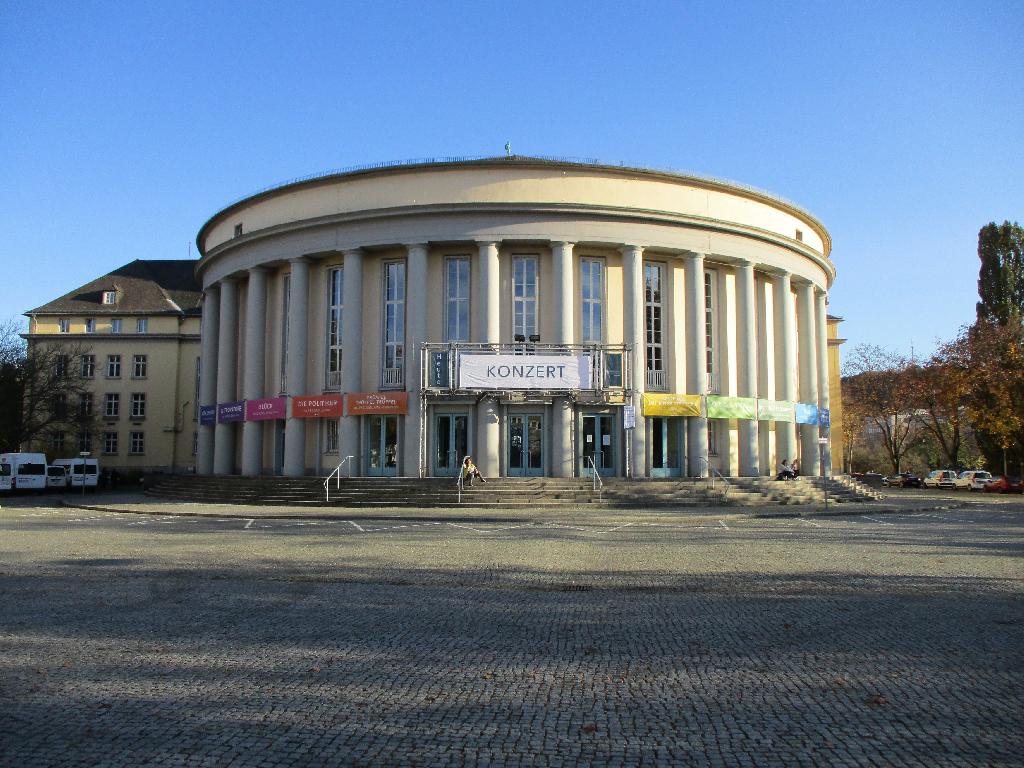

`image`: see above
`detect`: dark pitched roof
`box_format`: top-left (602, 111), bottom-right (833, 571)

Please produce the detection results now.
top-left (27, 259), bottom-right (201, 316)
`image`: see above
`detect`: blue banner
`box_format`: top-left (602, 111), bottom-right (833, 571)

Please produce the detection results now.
top-left (794, 402), bottom-right (819, 425)
top-left (199, 405), bottom-right (216, 426)
top-left (819, 407), bottom-right (831, 427)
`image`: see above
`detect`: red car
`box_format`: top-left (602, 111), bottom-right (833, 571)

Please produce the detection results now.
top-left (982, 476), bottom-right (1023, 494)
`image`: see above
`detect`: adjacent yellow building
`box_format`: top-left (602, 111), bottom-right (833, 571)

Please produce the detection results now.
top-left (24, 260), bottom-right (201, 474)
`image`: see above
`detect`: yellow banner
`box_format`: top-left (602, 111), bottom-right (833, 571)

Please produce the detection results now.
top-left (641, 393), bottom-right (702, 417)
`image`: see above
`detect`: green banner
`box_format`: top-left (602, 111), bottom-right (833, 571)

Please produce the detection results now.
top-left (705, 396), bottom-right (756, 420)
top-left (757, 399), bottom-right (794, 422)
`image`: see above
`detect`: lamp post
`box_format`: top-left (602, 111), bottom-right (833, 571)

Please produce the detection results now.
top-left (79, 451), bottom-right (90, 498)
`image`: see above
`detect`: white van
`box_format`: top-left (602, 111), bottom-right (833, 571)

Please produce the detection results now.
top-left (52, 458), bottom-right (99, 490)
top-left (46, 465), bottom-right (69, 490)
top-left (0, 457), bottom-right (11, 492)
top-left (0, 453), bottom-right (48, 492)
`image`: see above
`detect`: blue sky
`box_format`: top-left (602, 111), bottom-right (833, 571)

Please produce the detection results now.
top-left (2, 1), bottom-right (1021, 357)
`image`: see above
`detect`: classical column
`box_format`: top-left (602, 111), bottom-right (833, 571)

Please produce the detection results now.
top-left (621, 245), bottom-right (646, 478)
top-left (475, 242), bottom-right (500, 344)
top-left (403, 244), bottom-right (428, 477)
top-left (551, 241), bottom-right (575, 477)
top-left (797, 280), bottom-right (820, 475)
top-left (241, 268), bottom-right (268, 476)
top-left (213, 278), bottom-right (238, 474)
top-left (773, 272), bottom-right (798, 472)
top-left (475, 241), bottom-right (501, 477)
top-left (283, 257), bottom-right (310, 477)
top-left (339, 249), bottom-right (363, 473)
top-left (685, 252), bottom-right (708, 477)
top-left (815, 288), bottom-right (832, 476)
top-left (735, 260), bottom-right (760, 476)
top-left (197, 285), bottom-right (220, 475)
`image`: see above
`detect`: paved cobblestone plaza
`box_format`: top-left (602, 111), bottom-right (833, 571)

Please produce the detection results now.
top-left (1, 494), bottom-right (1022, 767)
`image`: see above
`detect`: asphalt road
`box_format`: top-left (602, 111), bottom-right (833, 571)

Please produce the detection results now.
top-left (1, 495), bottom-right (1021, 767)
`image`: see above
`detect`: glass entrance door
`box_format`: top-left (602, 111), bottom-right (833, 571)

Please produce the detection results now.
top-left (434, 413), bottom-right (468, 476)
top-left (651, 417), bottom-right (683, 477)
top-left (581, 414), bottom-right (616, 477)
top-left (366, 415), bottom-right (399, 476)
top-left (508, 413), bottom-right (544, 476)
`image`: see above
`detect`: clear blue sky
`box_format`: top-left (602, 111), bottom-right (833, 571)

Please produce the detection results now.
top-left (2, 1), bottom-right (1021, 358)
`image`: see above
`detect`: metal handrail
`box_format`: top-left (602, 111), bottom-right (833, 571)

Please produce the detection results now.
top-left (587, 455), bottom-right (604, 502)
top-left (324, 455), bottom-right (354, 502)
top-left (699, 456), bottom-right (730, 494)
top-left (455, 454), bottom-right (471, 504)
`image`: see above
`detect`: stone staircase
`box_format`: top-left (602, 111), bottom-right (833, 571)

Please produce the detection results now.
top-left (145, 474), bottom-right (881, 509)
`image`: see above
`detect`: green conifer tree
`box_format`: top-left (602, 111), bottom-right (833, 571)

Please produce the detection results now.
top-left (976, 221), bottom-right (1024, 325)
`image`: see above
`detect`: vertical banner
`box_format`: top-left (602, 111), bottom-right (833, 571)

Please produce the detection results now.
top-left (818, 407), bottom-right (831, 428)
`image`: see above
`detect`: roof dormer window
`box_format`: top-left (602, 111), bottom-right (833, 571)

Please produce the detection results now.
top-left (102, 290), bottom-right (118, 305)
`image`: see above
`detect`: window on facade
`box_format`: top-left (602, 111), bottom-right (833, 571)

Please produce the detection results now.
top-left (445, 257), bottom-right (470, 342)
top-left (102, 291), bottom-right (117, 305)
top-left (281, 275), bottom-right (290, 390)
top-left (644, 263), bottom-right (664, 372)
top-left (383, 261), bottom-right (406, 386)
top-left (326, 267), bottom-right (343, 387)
top-left (80, 354), bottom-right (95, 378)
top-left (580, 258), bottom-right (604, 343)
top-left (55, 354), bottom-right (69, 378)
top-left (131, 393), bottom-right (146, 419)
top-left (79, 392), bottom-right (93, 416)
top-left (704, 271), bottom-right (715, 376)
top-left (51, 393), bottom-right (67, 419)
top-left (85, 319), bottom-right (96, 333)
top-left (110, 318), bottom-right (122, 334)
top-left (106, 354), bottom-right (121, 378)
top-left (49, 431), bottom-right (66, 453)
top-left (129, 431), bottom-right (145, 455)
top-left (192, 431), bottom-right (198, 456)
top-left (136, 318), bottom-right (148, 334)
top-left (324, 419), bottom-right (339, 454)
top-left (103, 431), bottom-right (118, 454)
top-left (78, 432), bottom-right (93, 453)
top-left (234, 223), bottom-right (243, 238)
top-left (58, 318), bottom-right (69, 333)
top-left (707, 421), bottom-right (718, 456)
top-left (512, 256), bottom-right (538, 340)
top-left (104, 393), bottom-right (120, 418)
top-left (132, 354), bottom-right (147, 378)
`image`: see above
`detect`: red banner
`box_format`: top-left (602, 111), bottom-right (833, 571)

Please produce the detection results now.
top-left (345, 392), bottom-right (408, 415)
top-left (292, 394), bottom-right (343, 418)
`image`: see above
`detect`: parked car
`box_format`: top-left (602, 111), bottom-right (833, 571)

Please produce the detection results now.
top-left (922, 469), bottom-right (958, 489)
top-left (955, 470), bottom-right (993, 491)
top-left (45, 465), bottom-right (69, 490)
top-left (982, 476), bottom-right (1023, 494)
top-left (884, 472), bottom-right (922, 488)
top-left (969, 472), bottom-right (996, 491)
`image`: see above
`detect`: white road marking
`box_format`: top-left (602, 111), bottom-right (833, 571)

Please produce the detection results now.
top-left (346, 520), bottom-right (365, 532)
top-left (860, 516), bottom-right (895, 526)
top-left (718, 520), bottom-right (729, 530)
top-left (243, 519), bottom-right (255, 529)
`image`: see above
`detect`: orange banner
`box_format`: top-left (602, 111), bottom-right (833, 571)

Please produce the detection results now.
top-left (345, 391), bottom-right (408, 415)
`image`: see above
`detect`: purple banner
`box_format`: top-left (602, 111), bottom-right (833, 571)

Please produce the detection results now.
top-left (199, 405), bottom-right (216, 427)
top-left (245, 396), bottom-right (287, 421)
top-left (217, 401), bottom-right (245, 423)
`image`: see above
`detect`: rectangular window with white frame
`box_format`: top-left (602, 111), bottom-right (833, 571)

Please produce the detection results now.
top-left (324, 419), bottom-right (339, 454)
top-left (445, 256), bottom-right (470, 342)
top-left (382, 261), bottom-right (405, 388)
top-left (580, 258), bottom-right (604, 343)
top-left (131, 393), bottom-right (146, 419)
top-left (102, 291), bottom-right (117, 305)
top-left (106, 354), bottom-right (121, 378)
top-left (58, 318), bottom-right (69, 333)
top-left (132, 354), bottom-right (147, 378)
top-left (103, 431), bottom-right (118, 454)
top-left (81, 354), bottom-right (95, 378)
top-left (49, 431), bottom-right (66, 453)
top-left (136, 318), bottom-right (148, 334)
top-left (512, 255), bottom-right (538, 341)
top-left (129, 431), bottom-right (145, 455)
top-left (705, 270), bottom-right (717, 393)
top-left (85, 318), bottom-right (96, 333)
top-left (110, 318), bottom-right (122, 334)
top-left (326, 267), bottom-right (343, 389)
top-left (104, 393), bottom-right (120, 418)
top-left (644, 263), bottom-right (666, 391)
top-left (79, 432), bottom-right (92, 453)
top-left (79, 392), bottom-right (93, 416)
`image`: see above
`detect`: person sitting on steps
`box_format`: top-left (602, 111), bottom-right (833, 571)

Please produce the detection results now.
top-left (777, 459), bottom-right (796, 481)
top-left (460, 456), bottom-right (487, 487)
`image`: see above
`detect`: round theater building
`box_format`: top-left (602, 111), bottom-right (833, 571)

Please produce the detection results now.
top-left (195, 157), bottom-right (840, 480)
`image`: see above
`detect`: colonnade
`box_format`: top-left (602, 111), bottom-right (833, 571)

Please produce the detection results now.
top-left (196, 242), bottom-right (831, 479)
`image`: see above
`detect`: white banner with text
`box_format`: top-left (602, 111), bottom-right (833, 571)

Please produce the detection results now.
top-left (458, 354), bottom-right (593, 390)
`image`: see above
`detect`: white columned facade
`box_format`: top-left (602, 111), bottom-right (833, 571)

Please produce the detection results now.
top-left (475, 241), bottom-right (501, 477)
top-left (241, 268), bottom-right (268, 476)
top-left (685, 253), bottom-right (708, 477)
top-left (197, 285), bottom-right (220, 475)
top-left (283, 257), bottom-right (310, 477)
top-left (773, 272), bottom-right (798, 471)
top-left (621, 245), bottom-right (646, 477)
top-left (213, 278), bottom-right (238, 475)
top-left (404, 244), bottom-right (428, 477)
top-left (815, 288), bottom-right (832, 476)
top-left (735, 260), bottom-right (760, 476)
top-left (797, 280), bottom-right (820, 475)
top-left (551, 241), bottom-right (575, 478)
top-left (339, 249), bottom-right (363, 471)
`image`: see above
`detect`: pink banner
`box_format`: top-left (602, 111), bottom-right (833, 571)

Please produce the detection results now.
top-left (245, 396), bottom-right (287, 421)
